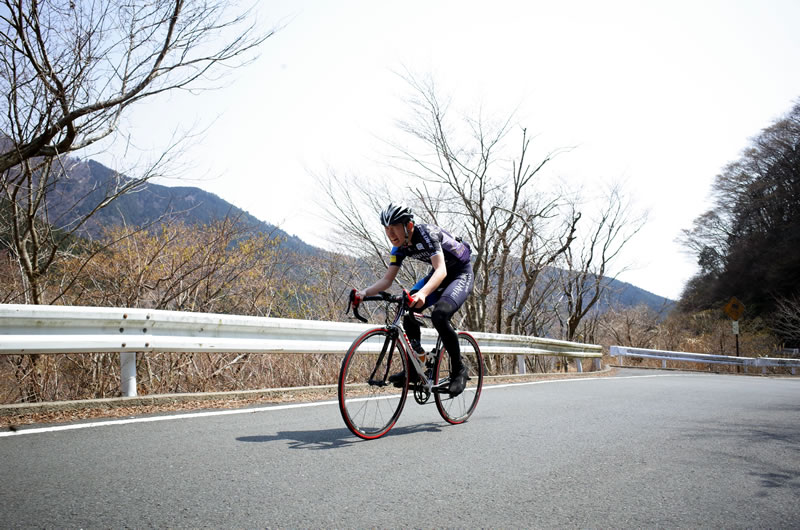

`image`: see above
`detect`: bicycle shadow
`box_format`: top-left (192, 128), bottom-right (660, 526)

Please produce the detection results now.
top-left (236, 422), bottom-right (445, 450)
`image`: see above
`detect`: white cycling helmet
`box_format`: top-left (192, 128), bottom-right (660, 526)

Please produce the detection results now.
top-left (380, 203), bottom-right (414, 226)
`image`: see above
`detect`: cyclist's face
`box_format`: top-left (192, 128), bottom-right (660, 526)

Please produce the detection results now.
top-left (385, 222), bottom-right (411, 246)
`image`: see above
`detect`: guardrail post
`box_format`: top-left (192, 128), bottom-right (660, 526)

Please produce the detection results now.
top-left (575, 359), bottom-right (583, 373)
top-left (120, 352), bottom-right (137, 397)
top-left (610, 346), bottom-right (623, 366)
top-left (517, 355), bottom-right (526, 374)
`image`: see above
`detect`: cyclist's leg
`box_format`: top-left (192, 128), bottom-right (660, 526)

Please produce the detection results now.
top-left (430, 266), bottom-right (474, 370)
top-left (390, 274), bottom-right (433, 386)
top-left (431, 298), bottom-right (462, 368)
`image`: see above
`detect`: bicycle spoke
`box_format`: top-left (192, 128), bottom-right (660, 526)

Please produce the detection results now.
top-left (338, 328), bottom-right (408, 439)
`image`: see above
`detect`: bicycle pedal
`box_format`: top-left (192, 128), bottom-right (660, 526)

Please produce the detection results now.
top-left (431, 381), bottom-right (450, 393)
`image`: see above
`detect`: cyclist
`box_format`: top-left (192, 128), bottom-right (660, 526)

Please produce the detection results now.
top-left (355, 203), bottom-right (474, 395)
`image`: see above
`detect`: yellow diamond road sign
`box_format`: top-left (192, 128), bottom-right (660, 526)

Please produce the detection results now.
top-left (723, 297), bottom-right (745, 321)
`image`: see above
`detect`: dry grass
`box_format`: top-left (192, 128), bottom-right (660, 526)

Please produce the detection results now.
top-left (0, 352), bottom-right (345, 404)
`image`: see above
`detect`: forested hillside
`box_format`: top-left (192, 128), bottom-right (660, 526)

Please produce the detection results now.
top-left (680, 100), bottom-right (800, 346)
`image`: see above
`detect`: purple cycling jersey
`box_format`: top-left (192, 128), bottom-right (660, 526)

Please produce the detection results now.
top-left (389, 223), bottom-right (471, 271)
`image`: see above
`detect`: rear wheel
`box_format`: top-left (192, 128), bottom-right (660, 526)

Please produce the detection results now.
top-left (434, 332), bottom-right (483, 424)
top-left (338, 328), bottom-right (409, 439)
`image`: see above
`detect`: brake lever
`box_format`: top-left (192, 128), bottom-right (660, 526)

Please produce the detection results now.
top-left (402, 289), bottom-right (414, 308)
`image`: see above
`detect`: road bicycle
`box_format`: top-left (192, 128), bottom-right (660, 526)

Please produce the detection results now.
top-left (338, 290), bottom-right (484, 440)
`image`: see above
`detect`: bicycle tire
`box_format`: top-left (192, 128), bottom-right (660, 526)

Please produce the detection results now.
top-left (434, 331), bottom-right (483, 424)
top-left (338, 327), bottom-right (409, 439)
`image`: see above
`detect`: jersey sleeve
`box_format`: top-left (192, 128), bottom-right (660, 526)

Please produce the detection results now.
top-left (389, 247), bottom-right (404, 267)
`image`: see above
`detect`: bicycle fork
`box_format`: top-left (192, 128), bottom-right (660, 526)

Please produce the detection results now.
top-left (367, 331), bottom-right (396, 387)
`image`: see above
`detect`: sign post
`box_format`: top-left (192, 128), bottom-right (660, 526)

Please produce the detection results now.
top-left (723, 297), bottom-right (745, 359)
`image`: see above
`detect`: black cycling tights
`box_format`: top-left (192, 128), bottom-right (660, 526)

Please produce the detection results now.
top-left (403, 298), bottom-right (462, 369)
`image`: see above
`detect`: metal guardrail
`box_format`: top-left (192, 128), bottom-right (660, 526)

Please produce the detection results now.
top-left (0, 304), bottom-right (602, 396)
top-left (610, 345), bottom-right (800, 374)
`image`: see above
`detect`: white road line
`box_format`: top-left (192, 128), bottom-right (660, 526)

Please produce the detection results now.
top-left (1, 400), bottom-right (339, 437)
top-left (0, 373), bottom-right (704, 437)
top-left (485, 372), bottom-right (704, 390)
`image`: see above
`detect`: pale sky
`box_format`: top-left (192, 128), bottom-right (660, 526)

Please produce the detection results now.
top-left (94, 0), bottom-right (800, 301)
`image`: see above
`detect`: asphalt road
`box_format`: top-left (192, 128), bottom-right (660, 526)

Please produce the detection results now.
top-left (2, 370), bottom-right (799, 528)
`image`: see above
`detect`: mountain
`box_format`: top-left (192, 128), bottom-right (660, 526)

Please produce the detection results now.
top-left (47, 158), bottom-right (318, 255)
top-left (601, 277), bottom-right (675, 315)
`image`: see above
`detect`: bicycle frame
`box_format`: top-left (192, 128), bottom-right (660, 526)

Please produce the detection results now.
top-left (387, 304), bottom-right (441, 392)
top-left (351, 290), bottom-right (447, 394)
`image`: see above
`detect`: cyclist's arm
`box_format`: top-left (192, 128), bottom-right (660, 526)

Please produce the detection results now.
top-left (362, 265), bottom-right (400, 297)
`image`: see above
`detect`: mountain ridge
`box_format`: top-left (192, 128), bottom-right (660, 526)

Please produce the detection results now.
top-left (49, 158), bottom-right (319, 255)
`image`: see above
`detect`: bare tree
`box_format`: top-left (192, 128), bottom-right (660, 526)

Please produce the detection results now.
top-left (390, 73), bottom-right (579, 337)
top-left (556, 184), bottom-right (646, 341)
top-left (597, 304), bottom-right (660, 349)
top-left (491, 204), bottom-right (579, 336)
top-left (0, 0), bottom-right (274, 304)
top-left (1, 0), bottom-right (272, 171)
top-left (772, 294), bottom-right (800, 347)
top-left (317, 73), bottom-right (586, 350)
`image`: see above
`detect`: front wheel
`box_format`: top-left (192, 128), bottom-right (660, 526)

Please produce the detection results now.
top-left (434, 332), bottom-right (483, 424)
top-left (338, 328), bottom-right (409, 439)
